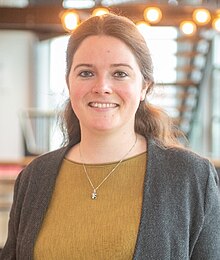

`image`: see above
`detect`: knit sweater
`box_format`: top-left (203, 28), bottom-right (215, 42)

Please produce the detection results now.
top-left (34, 154), bottom-right (146, 259)
top-left (1, 139), bottom-right (220, 260)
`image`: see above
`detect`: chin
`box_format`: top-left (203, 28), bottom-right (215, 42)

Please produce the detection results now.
top-left (92, 125), bottom-right (115, 132)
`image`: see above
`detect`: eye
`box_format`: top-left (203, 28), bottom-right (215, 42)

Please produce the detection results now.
top-left (113, 71), bottom-right (128, 78)
top-left (78, 71), bottom-right (94, 78)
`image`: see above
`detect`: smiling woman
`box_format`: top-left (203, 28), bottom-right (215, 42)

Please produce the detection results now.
top-left (67, 35), bottom-right (146, 141)
top-left (1, 13), bottom-right (220, 260)
top-left (62, 14), bottom-right (181, 149)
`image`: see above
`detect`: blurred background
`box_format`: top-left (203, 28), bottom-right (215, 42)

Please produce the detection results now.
top-left (0, 0), bottom-right (220, 248)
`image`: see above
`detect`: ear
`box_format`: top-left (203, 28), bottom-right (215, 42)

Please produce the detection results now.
top-left (140, 81), bottom-right (149, 101)
top-left (66, 76), bottom-right (70, 90)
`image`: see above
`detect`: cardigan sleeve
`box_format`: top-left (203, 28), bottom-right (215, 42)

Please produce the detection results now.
top-left (0, 171), bottom-right (23, 260)
top-left (191, 162), bottom-right (220, 259)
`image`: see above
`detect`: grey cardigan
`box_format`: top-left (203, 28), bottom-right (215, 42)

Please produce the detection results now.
top-left (1, 139), bottom-right (220, 260)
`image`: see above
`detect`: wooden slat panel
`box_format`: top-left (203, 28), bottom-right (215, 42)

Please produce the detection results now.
top-left (156, 80), bottom-right (199, 87)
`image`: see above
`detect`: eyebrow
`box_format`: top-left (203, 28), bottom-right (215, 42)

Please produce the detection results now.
top-left (73, 64), bottom-right (93, 71)
top-left (73, 63), bottom-right (134, 71)
top-left (111, 63), bottom-right (133, 70)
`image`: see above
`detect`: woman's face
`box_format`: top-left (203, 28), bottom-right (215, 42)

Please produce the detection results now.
top-left (67, 35), bottom-right (148, 135)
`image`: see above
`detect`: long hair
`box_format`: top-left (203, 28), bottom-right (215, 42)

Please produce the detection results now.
top-left (60, 13), bottom-right (184, 147)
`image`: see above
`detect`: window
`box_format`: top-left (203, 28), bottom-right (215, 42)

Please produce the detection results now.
top-left (212, 34), bottom-right (220, 157)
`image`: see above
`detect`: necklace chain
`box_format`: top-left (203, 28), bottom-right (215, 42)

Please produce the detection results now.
top-left (79, 135), bottom-right (137, 200)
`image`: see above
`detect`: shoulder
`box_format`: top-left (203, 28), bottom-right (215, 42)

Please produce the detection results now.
top-left (10, 146), bottom-right (71, 213)
top-left (29, 146), bottom-right (69, 165)
top-left (24, 146), bottom-right (69, 171)
top-left (149, 138), bottom-right (211, 169)
top-left (16, 146), bottom-right (70, 188)
top-left (148, 139), bottom-right (219, 187)
top-left (147, 139), bottom-right (220, 217)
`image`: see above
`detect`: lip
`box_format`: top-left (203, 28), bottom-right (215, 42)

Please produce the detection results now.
top-left (88, 102), bottom-right (119, 108)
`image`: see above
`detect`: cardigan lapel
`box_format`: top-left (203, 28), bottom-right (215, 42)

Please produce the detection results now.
top-left (18, 144), bottom-right (73, 259)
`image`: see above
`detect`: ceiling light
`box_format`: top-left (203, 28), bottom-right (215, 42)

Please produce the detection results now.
top-left (101, 0), bottom-right (133, 7)
top-left (192, 8), bottom-right (211, 25)
top-left (212, 17), bottom-right (220, 32)
top-left (168, 0), bottom-right (178, 5)
top-left (180, 21), bottom-right (197, 35)
top-left (61, 11), bottom-right (80, 32)
top-left (0, 0), bottom-right (28, 7)
top-left (92, 8), bottom-right (109, 16)
top-left (63, 0), bottom-right (95, 9)
top-left (144, 7), bottom-right (162, 24)
top-left (136, 21), bottom-right (151, 35)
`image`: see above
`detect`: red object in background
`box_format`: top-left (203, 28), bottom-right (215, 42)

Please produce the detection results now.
top-left (0, 165), bottom-right (23, 181)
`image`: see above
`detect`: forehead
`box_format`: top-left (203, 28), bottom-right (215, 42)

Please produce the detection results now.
top-left (72, 35), bottom-right (139, 67)
top-left (74, 35), bottom-right (134, 56)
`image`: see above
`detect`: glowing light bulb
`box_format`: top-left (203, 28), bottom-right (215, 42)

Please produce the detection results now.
top-left (92, 8), bottom-right (109, 16)
top-left (144, 7), bottom-right (162, 24)
top-left (180, 21), bottom-right (197, 35)
top-left (136, 21), bottom-right (151, 35)
top-left (61, 11), bottom-right (79, 31)
top-left (212, 17), bottom-right (220, 32)
top-left (192, 9), bottom-right (211, 25)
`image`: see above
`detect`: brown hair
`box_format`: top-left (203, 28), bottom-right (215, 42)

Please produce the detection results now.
top-left (61, 13), bottom-right (183, 147)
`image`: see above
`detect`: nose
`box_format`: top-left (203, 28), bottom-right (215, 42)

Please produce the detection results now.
top-left (91, 77), bottom-right (113, 94)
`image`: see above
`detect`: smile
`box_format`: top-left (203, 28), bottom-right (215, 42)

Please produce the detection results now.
top-left (88, 102), bottom-right (118, 108)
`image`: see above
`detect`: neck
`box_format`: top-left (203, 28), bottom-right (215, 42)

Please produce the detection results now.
top-left (77, 125), bottom-right (141, 161)
top-left (80, 131), bottom-right (137, 164)
top-left (66, 128), bottom-right (147, 164)
top-left (79, 135), bottom-right (137, 163)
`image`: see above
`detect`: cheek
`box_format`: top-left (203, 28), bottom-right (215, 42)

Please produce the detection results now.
top-left (118, 87), bottom-right (142, 108)
top-left (68, 74), bottom-right (81, 96)
top-left (68, 86), bottom-right (81, 113)
top-left (69, 83), bottom-right (82, 101)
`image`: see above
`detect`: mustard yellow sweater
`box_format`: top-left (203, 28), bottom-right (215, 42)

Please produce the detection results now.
top-left (34, 152), bottom-right (146, 259)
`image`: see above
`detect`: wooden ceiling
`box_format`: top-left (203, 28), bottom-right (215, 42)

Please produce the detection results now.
top-left (0, 2), bottom-right (217, 38)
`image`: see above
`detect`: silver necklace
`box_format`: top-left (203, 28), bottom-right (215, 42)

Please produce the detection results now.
top-left (79, 135), bottom-right (137, 200)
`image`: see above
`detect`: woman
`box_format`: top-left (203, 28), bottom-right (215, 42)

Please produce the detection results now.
top-left (1, 13), bottom-right (220, 260)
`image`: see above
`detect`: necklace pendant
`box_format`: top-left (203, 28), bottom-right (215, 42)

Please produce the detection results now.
top-left (91, 190), bottom-right (97, 200)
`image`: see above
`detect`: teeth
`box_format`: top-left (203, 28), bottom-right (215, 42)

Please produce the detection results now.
top-left (89, 102), bottom-right (117, 108)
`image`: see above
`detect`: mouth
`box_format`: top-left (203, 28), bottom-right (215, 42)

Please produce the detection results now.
top-left (88, 102), bottom-right (119, 108)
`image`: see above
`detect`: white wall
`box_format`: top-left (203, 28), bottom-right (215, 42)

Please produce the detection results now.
top-left (0, 30), bottom-right (36, 160)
